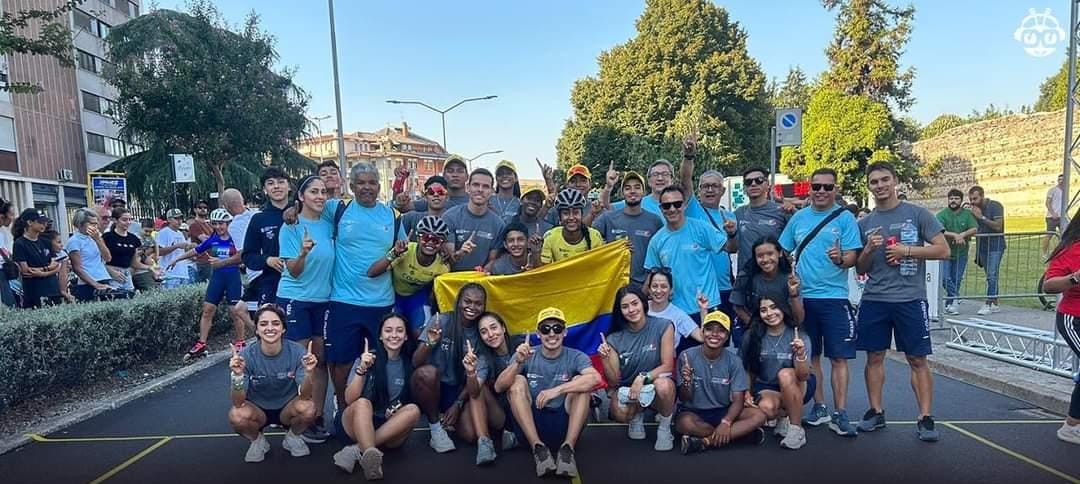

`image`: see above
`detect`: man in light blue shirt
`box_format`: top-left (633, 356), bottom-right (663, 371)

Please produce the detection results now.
top-left (322, 163), bottom-right (405, 410)
top-left (644, 186), bottom-right (727, 320)
top-left (778, 168), bottom-right (862, 436)
top-left (684, 170), bottom-right (739, 330)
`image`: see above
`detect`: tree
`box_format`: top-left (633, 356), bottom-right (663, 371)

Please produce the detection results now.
top-left (1034, 56), bottom-right (1073, 112)
top-left (0, 0), bottom-right (82, 94)
top-left (920, 114), bottom-right (964, 139)
top-left (820, 0), bottom-right (916, 112)
top-left (773, 66), bottom-right (813, 110)
top-left (556, 0), bottom-right (771, 181)
top-left (105, 1), bottom-right (311, 202)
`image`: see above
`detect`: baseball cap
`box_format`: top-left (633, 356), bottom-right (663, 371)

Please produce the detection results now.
top-left (110, 197), bottom-right (127, 206)
top-left (622, 171), bottom-right (645, 186)
top-left (25, 209), bottom-right (50, 223)
top-left (444, 155), bottom-right (467, 170)
top-left (521, 187), bottom-right (546, 200)
top-left (179, 223), bottom-right (190, 231)
top-left (495, 160), bottom-right (517, 174)
top-left (702, 310), bottom-right (731, 331)
top-left (165, 208), bottom-right (184, 219)
top-left (566, 164), bottom-right (591, 180)
top-left (536, 307), bottom-right (567, 325)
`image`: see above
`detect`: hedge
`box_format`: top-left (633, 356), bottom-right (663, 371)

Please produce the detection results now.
top-left (0, 284), bottom-right (230, 413)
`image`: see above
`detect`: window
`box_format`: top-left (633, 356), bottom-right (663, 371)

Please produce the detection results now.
top-left (86, 132), bottom-right (106, 154)
top-left (82, 91), bottom-right (118, 117)
top-left (86, 132), bottom-right (128, 157)
top-left (128, 1), bottom-right (140, 17)
top-left (0, 116), bottom-right (16, 152)
top-left (76, 49), bottom-right (96, 71)
top-left (74, 9), bottom-right (110, 38)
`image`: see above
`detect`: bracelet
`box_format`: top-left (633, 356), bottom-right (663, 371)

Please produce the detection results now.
top-left (355, 367), bottom-right (367, 376)
top-left (385, 249), bottom-right (399, 262)
top-left (795, 355), bottom-right (808, 362)
top-left (906, 246), bottom-right (911, 257)
top-left (720, 418), bottom-right (733, 426)
top-left (230, 374), bottom-right (246, 392)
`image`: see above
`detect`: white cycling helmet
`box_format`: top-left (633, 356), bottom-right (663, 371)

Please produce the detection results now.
top-left (209, 208), bottom-right (233, 223)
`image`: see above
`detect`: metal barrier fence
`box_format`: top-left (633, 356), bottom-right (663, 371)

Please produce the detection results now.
top-left (938, 231), bottom-right (1056, 311)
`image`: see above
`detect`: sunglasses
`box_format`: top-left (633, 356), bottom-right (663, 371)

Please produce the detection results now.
top-left (811, 183), bottom-right (835, 192)
top-left (660, 200), bottom-right (684, 210)
top-left (745, 176), bottom-right (767, 186)
top-left (538, 324), bottom-right (565, 335)
top-left (419, 233), bottom-right (445, 244)
top-left (425, 186), bottom-right (447, 196)
top-left (649, 266), bottom-right (672, 275)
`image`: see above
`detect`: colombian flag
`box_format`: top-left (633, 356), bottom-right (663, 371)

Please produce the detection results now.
top-left (434, 242), bottom-right (631, 369)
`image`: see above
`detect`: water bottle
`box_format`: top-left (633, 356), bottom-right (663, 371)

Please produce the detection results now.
top-left (899, 222), bottom-right (918, 276)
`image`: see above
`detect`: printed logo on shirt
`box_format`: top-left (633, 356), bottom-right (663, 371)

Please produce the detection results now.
top-left (711, 376), bottom-right (731, 385)
top-left (633, 229), bottom-right (653, 237)
top-left (527, 373), bottom-right (542, 388)
top-left (260, 226), bottom-right (277, 240)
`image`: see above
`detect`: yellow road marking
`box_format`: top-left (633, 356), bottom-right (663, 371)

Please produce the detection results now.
top-left (88, 437), bottom-right (172, 484)
top-left (943, 423), bottom-right (1080, 484)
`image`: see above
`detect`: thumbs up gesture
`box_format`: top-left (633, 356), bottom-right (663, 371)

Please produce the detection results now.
top-left (359, 338), bottom-right (376, 373)
top-left (462, 339), bottom-right (479, 376)
top-left (301, 340), bottom-right (317, 373)
top-left (827, 236), bottom-right (843, 265)
top-left (230, 344), bottom-right (245, 376)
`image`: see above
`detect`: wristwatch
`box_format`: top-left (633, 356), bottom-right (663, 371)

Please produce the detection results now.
top-left (639, 371), bottom-right (652, 385)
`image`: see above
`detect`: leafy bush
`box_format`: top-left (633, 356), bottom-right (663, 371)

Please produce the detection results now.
top-left (0, 284), bottom-right (230, 413)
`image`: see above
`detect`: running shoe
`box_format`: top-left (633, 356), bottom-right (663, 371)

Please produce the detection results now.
top-left (532, 443), bottom-right (556, 477)
top-left (857, 409), bottom-right (887, 432)
top-left (829, 410), bottom-right (858, 437)
top-left (429, 425), bottom-right (456, 453)
top-left (774, 416), bottom-right (790, 437)
top-left (1057, 423), bottom-right (1080, 445)
top-left (803, 404), bottom-right (830, 427)
top-left (990, 303), bottom-right (1001, 313)
top-left (977, 304), bottom-right (993, 316)
top-left (943, 304), bottom-right (959, 316)
top-left (555, 443), bottom-right (579, 478)
top-left (739, 427), bottom-right (766, 446)
top-left (360, 447), bottom-right (384, 480)
top-left (282, 431), bottom-right (311, 457)
top-left (183, 340), bottom-right (208, 363)
top-left (628, 412), bottom-right (646, 440)
top-left (302, 422), bottom-right (330, 444)
top-left (916, 415), bottom-right (941, 442)
top-left (654, 419), bottom-right (674, 451)
top-left (476, 436), bottom-right (497, 466)
top-left (680, 435), bottom-right (706, 455)
top-left (780, 425), bottom-right (807, 450)
top-left (332, 444), bottom-right (361, 473)
top-left (244, 433), bottom-right (271, 463)
top-left (501, 429), bottom-right (518, 450)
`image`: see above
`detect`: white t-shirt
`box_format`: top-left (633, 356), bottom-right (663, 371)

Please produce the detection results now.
top-left (649, 303), bottom-right (697, 350)
top-left (156, 227), bottom-right (192, 279)
top-left (0, 225), bottom-right (12, 254)
top-left (1047, 185), bottom-right (1064, 218)
top-left (228, 208), bottom-right (259, 283)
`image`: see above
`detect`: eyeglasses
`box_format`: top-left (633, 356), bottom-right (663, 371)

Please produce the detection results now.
top-left (811, 183), bottom-right (835, 192)
top-left (648, 267), bottom-right (672, 275)
top-left (660, 200), bottom-right (684, 210)
top-left (538, 324), bottom-right (565, 335)
top-left (699, 183), bottom-right (722, 191)
top-left (420, 233), bottom-right (445, 244)
top-left (196, 206), bottom-right (209, 210)
top-left (745, 176), bottom-right (767, 186)
top-left (649, 171), bottom-right (673, 179)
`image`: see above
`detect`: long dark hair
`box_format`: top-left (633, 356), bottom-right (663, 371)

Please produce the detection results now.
top-left (475, 311), bottom-right (510, 370)
top-left (741, 296), bottom-right (797, 378)
top-left (369, 312), bottom-right (415, 410)
top-left (289, 175), bottom-right (323, 225)
top-left (736, 236), bottom-right (793, 312)
top-left (11, 208), bottom-right (39, 239)
top-left (607, 284), bottom-right (649, 336)
top-left (443, 283), bottom-right (486, 380)
top-left (1049, 207), bottom-right (1080, 261)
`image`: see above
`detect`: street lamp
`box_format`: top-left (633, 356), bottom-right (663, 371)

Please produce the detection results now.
top-left (385, 95), bottom-right (497, 152)
top-left (327, 0), bottom-right (346, 168)
top-left (308, 114), bottom-right (331, 162)
top-left (468, 150), bottom-right (503, 170)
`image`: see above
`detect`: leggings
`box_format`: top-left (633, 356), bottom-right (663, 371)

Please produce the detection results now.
top-left (1056, 312), bottom-right (1080, 419)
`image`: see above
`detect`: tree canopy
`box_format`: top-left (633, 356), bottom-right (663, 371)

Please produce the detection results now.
top-left (555, 0), bottom-right (770, 182)
top-left (105, 1), bottom-right (311, 205)
top-left (1034, 56), bottom-right (1074, 112)
top-left (0, 0), bottom-right (81, 94)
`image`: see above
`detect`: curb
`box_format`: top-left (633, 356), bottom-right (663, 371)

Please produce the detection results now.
top-left (885, 350), bottom-right (1071, 416)
top-left (0, 349), bottom-right (231, 456)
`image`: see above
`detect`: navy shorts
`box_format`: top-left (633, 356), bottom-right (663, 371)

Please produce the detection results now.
top-left (856, 300), bottom-right (933, 357)
top-left (205, 270), bottom-right (242, 306)
top-left (803, 298), bottom-right (858, 359)
top-left (333, 406), bottom-right (387, 445)
top-left (395, 288), bottom-right (432, 334)
top-left (752, 373), bottom-right (817, 405)
top-left (242, 277), bottom-right (278, 311)
top-left (325, 302), bottom-right (394, 364)
top-left (259, 405), bottom-right (284, 429)
top-left (514, 408), bottom-right (569, 449)
top-left (439, 382), bottom-right (464, 413)
top-left (679, 406), bottom-right (729, 427)
top-left (280, 298), bottom-right (329, 341)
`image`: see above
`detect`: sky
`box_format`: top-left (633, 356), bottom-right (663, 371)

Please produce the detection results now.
top-left (158, 0), bottom-right (1073, 179)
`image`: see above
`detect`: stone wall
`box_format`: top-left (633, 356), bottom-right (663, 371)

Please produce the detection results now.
top-left (910, 110), bottom-right (1066, 217)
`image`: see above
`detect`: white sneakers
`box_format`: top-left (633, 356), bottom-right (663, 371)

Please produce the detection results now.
top-left (944, 304), bottom-right (959, 315)
top-left (780, 424), bottom-right (807, 450)
top-left (654, 417), bottom-right (674, 451)
top-left (360, 447), bottom-right (385, 480)
top-left (628, 413), bottom-right (646, 440)
top-left (977, 303), bottom-right (1001, 316)
top-left (774, 416), bottom-right (791, 438)
top-left (244, 433), bottom-right (271, 463)
top-left (332, 444), bottom-right (362, 473)
top-left (282, 431), bottom-right (311, 457)
top-left (429, 425), bottom-right (456, 453)
top-left (1058, 423), bottom-right (1080, 445)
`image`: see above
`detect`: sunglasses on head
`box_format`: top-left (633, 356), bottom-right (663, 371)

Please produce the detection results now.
top-left (660, 200), bottom-right (684, 210)
top-left (649, 266), bottom-right (672, 275)
top-left (745, 176), bottom-right (767, 186)
top-left (539, 323), bottom-right (565, 335)
top-left (811, 183), bottom-right (835, 192)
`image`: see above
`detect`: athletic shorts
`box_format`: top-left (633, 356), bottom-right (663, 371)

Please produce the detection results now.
top-left (259, 406), bottom-right (284, 429)
top-left (205, 270), bottom-right (242, 306)
top-left (333, 406), bottom-right (388, 445)
top-left (803, 298), bottom-right (858, 359)
top-left (395, 288), bottom-right (432, 334)
top-left (1047, 217), bottom-right (1063, 232)
top-left (242, 277), bottom-right (278, 311)
top-left (513, 408), bottom-right (569, 449)
top-left (678, 406), bottom-right (729, 427)
top-left (324, 302), bottom-right (394, 364)
top-left (280, 298), bottom-right (329, 341)
top-left (752, 373), bottom-right (817, 405)
top-left (856, 300), bottom-right (933, 357)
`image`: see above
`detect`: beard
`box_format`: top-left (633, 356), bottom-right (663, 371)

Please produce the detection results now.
top-left (625, 198), bottom-right (641, 207)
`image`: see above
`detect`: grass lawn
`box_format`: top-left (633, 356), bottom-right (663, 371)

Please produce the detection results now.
top-left (950, 216), bottom-right (1055, 311)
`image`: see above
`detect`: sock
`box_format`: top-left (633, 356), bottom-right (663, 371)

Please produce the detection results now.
top-left (658, 413), bottom-right (672, 428)
top-left (430, 421), bottom-right (443, 433)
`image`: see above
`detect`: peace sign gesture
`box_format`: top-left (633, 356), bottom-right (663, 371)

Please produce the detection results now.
top-left (605, 161), bottom-right (620, 189)
top-left (536, 157), bottom-right (554, 181)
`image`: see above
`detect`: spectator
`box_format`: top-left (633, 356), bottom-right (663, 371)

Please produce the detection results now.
top-left (968, 186), bottom-right (1006, 315)
top-left (1045, 174), bottom-right (1065, 258)
top-left (65, 208), bottom-right (118, 302)
top-left (936, 189), bottom-right (978, 315)
top-left (157, 209), bottom-right (196, 289)
top-left (102, 207), bottom-right (143, 295)
top-left (857, 208), bottom-right (871, 220)
top-left (11, 209), bottom-right (62, 308)
top-left (42, 230), bottom-right (74, 303)
top-left (188, 200), bottom-right (213, 282)
top-left (221, 188), bottom-right (256, 262)
top-left (132, 218), bottom-right (160, 291)
top-left (0, 198), bottom-right (16, 307)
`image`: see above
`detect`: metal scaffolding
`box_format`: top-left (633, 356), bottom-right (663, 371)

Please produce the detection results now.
top-left (946, 318), bottom-right (1076, 378)
top-left (1063, 1), bottom-right (1080, 217)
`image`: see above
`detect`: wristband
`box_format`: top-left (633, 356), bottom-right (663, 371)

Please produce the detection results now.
top-left (230, 374), bottom-right (246, 392)
top-left (355, 366), bottom-right (368, 377)
top-left (427, 339), bottom-right (438, 348)
top-left (639, 371), bottom-right (652, 385)
top-left (386, 249), bottom-right (399, 262)
top-left (721, 418), bottom-right (733, 426)
top-left (795, 355), bottom-right (808, 362)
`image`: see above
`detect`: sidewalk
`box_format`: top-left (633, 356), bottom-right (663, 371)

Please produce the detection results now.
top-left (912, 299), bottom-right (1074, 415)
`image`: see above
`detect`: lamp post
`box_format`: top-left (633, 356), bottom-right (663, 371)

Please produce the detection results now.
top-left (468, 150), bottom-right (503, 170)
top-left (327, 0), bottom-right (346, 168)
top-left (385, 95), bottom-right (497, 153)
top-left (308, 114), bottom-right (331, 162)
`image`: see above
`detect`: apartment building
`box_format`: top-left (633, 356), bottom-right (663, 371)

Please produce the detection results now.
top-left (0, 0), bottom-right (139, 235)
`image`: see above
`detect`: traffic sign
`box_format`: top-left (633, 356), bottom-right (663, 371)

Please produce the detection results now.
top-left (775, 108), bottom-right (802, 146)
